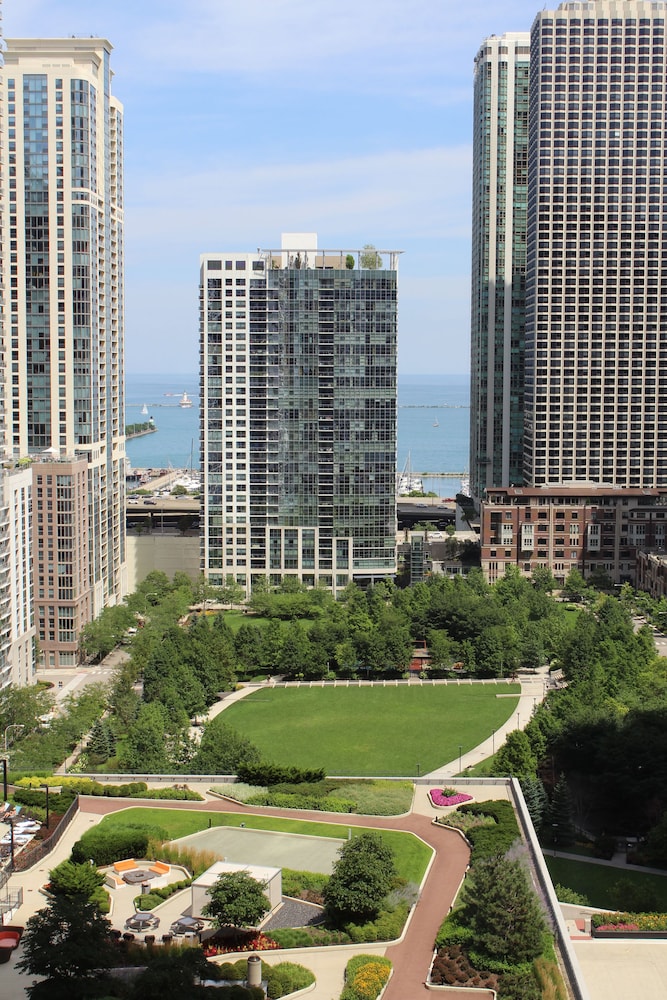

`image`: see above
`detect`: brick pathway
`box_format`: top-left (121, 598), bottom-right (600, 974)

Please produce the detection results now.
top-left (79, 796), bottom-right (470, 995)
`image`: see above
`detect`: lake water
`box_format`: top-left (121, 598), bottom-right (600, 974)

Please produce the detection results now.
top-left (125, 372), bottom-right (470, 491)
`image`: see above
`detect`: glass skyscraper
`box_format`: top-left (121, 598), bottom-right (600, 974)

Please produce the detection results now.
top-left (200, 234), bottom-right (398, 596)
top-left (469, 32), bottom-right (531, 503)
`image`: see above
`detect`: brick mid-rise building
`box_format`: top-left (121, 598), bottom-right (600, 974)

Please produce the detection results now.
top-left (481, 484), bottom-right (667, 585)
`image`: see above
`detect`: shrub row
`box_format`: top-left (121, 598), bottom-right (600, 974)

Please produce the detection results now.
top-left (245, 791), bottom-right (356, 812)
top-left (13, 778), bottom-right (202, 813)
top-left (457, 800), bottom-right (520, 862)
top-left (268, 901), bottom-right (408, 949)
top-left (281, 868), bottom-right (329, 900)
top-left (134, 878), bottom-right (193, 910)
top-left (236, 762), bottom-right (326, 786)
top-left (212, 959), bottom-right (314, 999)
top-left (71, 822), bottom-right (169, 866)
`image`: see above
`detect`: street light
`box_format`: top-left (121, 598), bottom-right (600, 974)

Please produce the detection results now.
top-left (3, 724), bottom-right (24, 752)
top-left (458, 745), bottom-right (463, 773)
top-left (42, 784), bottom-right (50, 828)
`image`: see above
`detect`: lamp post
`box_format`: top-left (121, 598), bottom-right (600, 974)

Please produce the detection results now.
top-left (3, 724), bottom-right (24, 752)
top-left (42, 784), bottom-right (50, 828)
top-left (416, 762), bottom-right (420, 778)
top-left (458, 745), bottom-right (463, 773)
top-left (1, 759), bottom-right (6, 803)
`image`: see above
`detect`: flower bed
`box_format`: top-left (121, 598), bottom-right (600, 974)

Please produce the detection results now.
top-left (591, 911), bottom-right (667, 938)
top-left (429, 787), bottom-right (473, 808)
top-left (203, 932), bottom-right (280, 955)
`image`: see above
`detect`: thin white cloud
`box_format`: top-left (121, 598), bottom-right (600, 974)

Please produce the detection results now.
top-left (126, 145), bottom-right (472, 250)
top-left (4, 0), bottom-right (541, 99)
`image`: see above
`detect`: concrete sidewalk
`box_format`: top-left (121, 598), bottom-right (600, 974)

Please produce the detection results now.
top-left (425, 666), bottom-right (550, 778)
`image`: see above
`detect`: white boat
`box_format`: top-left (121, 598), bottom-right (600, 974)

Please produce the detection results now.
top-left (397, 454), bottom-right (424, 496)
top-left (141, 404), bottom-right (149, 416)
top-left (179, 392), bottom-right (193, 409)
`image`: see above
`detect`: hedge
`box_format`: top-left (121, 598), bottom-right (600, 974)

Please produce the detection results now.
top-left (245, 792), bottom-right (356, 812)
top-left (214, 959), bottom-right (314, 999)
top-left (13, 776), bottom-right (202, 805)
top-left (456, 800), bottom-right (520, 862)
top-left (71, 822), bottom-right (169, 866)
top-left (236, 762), bottom-right (326, 786)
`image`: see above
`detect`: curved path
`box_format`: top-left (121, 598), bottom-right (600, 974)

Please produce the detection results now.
top-left (77, 793), bottom-right (470, 998)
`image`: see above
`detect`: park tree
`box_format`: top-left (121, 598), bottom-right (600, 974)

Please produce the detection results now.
top-left (588, 566), bottom-right (614, 592)
top-left (203, 870), bottom-right (270, 928)
top-left (561, 568), bottom-right (588, 602)
top-left (278, 621), bottom-right (312, 677)
top-left (190, 718), bottom-right (260, 774)
top-left (16, 894), bottom-right (116, 1000)
top-left (234, 622), bottom-right (264, 670)
top-left (48, 860), bottom-right (105, 901)
top-left (218, 575), bottom-right (246, 608)
top-left (0, 684), bottom-right (53, 741)
top-left (520, 776), bottom-right (549, 834)
top-left (465, 854), bottom-right (546, 965)
top-left (546, 774), bottom-right (576, 847)
top-left (86, 719), bottom-right (114, 762)
top-left (427, 629), bottom-right (457, 670)
top-left (79, 603), bottom-right (135, 661)
top-left (324, 832), bottom-right (397, 923)
top-left (531, 566), bottom-right (556, 593)
top-left (119, 701), bottom-right (171, 773)
top-left (131, 948), bottom-right (212, 999)
top-left (495, 730), bottom-right (538, 779)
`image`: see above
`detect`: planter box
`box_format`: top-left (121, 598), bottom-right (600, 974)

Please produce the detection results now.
top-left (592, 929), bottom-right (667, 940)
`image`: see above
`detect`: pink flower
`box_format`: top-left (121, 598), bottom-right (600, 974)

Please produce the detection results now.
top-left (429, 789), bottom-right (473, 807)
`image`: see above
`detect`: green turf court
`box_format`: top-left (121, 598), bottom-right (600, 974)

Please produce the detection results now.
top-left (221, 683), bottom-right (520, 775)
top-left (175, 826), bottom-right (345, 874)
top-left (98, 807), bottom-right (431, 883)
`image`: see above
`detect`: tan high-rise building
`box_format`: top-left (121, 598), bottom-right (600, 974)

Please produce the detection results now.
top-left (2, 39), bottom-right (126, 667)
top-left (523, 0), bottom-right (667, 488)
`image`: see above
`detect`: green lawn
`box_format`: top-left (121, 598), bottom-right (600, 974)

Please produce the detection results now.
top-left (545, 855), bottom-right (667, 911)
top-left (220, 610), bottom-right (272, 633)
top-left (96, 807), bottom-right (431, 884)
top-left (221, 611), bottom-right (315, 634)
top-left (222, 684), bottom-right (520, 775)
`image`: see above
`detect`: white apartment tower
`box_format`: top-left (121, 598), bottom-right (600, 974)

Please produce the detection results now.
top-left (200, 233), bottom-right (398, 596)
top-left (524, 0), bottom-right (667, 487)
top-left (470, 32), bottom-right (531, 502)
top-left (2, 39), bottom-right (126, 667)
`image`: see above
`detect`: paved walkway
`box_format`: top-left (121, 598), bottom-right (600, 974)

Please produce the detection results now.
top-left (0, 789), bottom-right (473, 999)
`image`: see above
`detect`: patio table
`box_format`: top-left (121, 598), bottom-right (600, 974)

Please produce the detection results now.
top-left (122, 869), bottom-right (156, 885)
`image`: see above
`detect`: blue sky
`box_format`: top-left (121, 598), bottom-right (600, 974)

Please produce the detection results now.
top-left (5, 0), bottom-right (543, 375)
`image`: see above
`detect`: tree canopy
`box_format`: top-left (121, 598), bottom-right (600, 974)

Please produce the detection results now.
top-left (16, 894), bottom-right (116, 1000)
top-left (324, 832), bottom-right (397, 922)
top-left (202, 870), bottom-right (270, 928)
